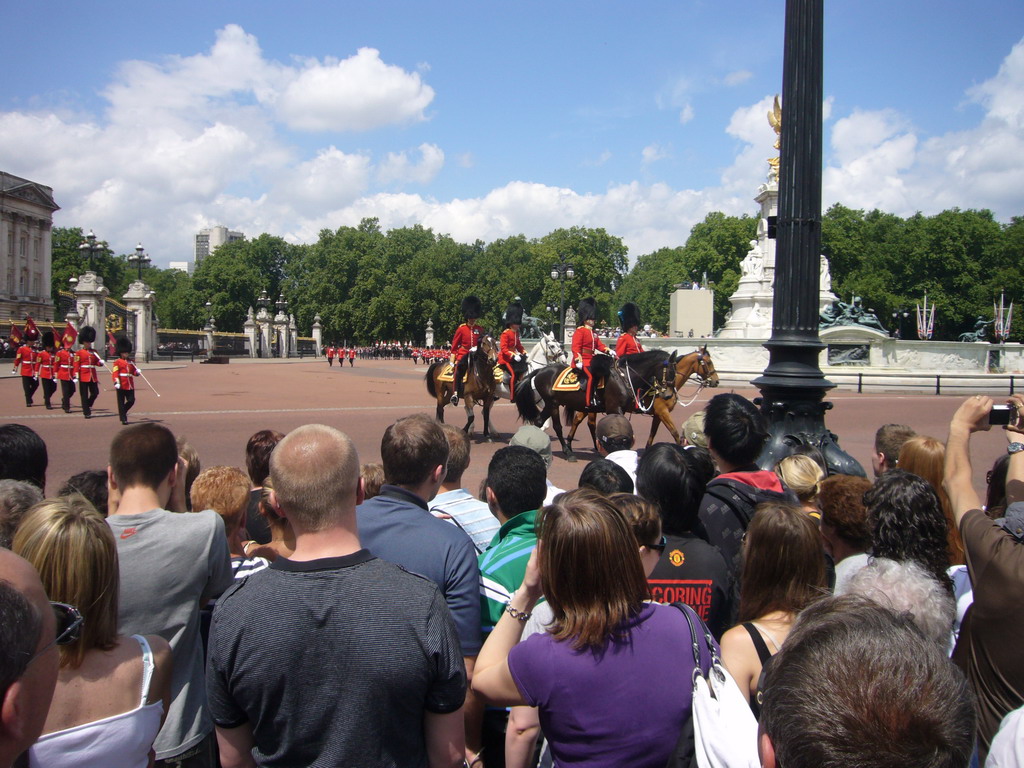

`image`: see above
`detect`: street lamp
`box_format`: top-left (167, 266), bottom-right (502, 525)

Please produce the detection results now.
top-left (128, 243), bottom-right (151, 281)
top-left (78, 229), bottom-right (104, 273)
top-left (891, 308), bottom-right (909, 339)
top-left (275, 294), bottom-right (288, 315)
top-left (550, 261), bottom-right (575, 341)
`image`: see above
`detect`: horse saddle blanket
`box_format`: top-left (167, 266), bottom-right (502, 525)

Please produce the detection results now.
top-left (438, 363), bottom-right (502, 383)
top-left (552, 367), bottom-right (604, 392)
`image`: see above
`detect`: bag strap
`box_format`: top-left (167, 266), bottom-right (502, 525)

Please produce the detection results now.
top-left (704, 483), bottom-right (755, 532)
top-left (670, 602), bottom-right (717, 673)
top-left (742, 622), bottom-right (773, 666)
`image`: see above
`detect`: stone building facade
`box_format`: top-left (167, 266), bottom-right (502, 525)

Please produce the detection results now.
top-left (0, 172), bottom-right (58, 322)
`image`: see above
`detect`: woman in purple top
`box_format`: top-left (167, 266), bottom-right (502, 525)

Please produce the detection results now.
top-left (473, 488), bottom-right (716, 768)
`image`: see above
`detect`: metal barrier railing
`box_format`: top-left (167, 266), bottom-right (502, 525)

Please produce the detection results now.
top-left (713, 370), bottom-right (1019, 396)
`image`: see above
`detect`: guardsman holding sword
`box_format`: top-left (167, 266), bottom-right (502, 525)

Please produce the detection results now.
top-left (111, 337), bottom-right (141, 425)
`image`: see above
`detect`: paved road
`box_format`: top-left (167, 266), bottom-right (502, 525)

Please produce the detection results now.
top-left (2, 358), bottom-right (1010, 499)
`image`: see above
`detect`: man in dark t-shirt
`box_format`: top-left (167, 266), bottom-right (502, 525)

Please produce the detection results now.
top-left (207, 425), bottom-right (466, 767)
top-left (648, 534), bottom-right (733, 639)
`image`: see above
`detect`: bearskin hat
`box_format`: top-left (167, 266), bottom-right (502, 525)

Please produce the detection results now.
top-left (24, 327), bottom-right (39, 342)
top-left (461, 295), bottom-right (482, 320)
top-left (116, 336), bottom-right (134, 355)
top-left (505, 300), bottom-right (524, 327)
top-left (577, 297), bottom-right (597, 324)
top-left (78, 325), bottom-right (97, 344)
top-left (41, 331), bottom-right (56, 349)
top-left (619, 302), bottom-right (641, 331)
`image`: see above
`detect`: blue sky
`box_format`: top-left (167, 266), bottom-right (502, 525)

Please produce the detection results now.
top-left (3, 1), bottom-right (1023, 266)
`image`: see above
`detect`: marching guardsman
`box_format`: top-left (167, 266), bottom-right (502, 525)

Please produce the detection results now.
top-left (12, 328), bottom-right (39, 407)
top-left (348, 346), bottom-right (355, 366)
top-left (616, 302), bottom-right (645, 357)
top-left (449, 296), bottom-right (483, 406)
top-left (572, 297), bottom-right (611, 408)
top-left (111, 337), bottom-right (141, 425)
top-left (498, 300), bottom-right (527, 395)
top-left (55, 333), bottom-right (76, 413)
top-left (327, 344), bottom-right (335, 366)
top-left (73, 326), bottom-right (103, 419)
top-left (36, 332), bottom-right (57, 410)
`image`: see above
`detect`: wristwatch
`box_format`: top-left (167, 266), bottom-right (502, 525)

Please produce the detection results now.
top-left (1008, 443), bottom-right (1024, 455)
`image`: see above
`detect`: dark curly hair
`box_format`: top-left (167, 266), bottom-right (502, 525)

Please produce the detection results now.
top-left (864, 470), bottom-right (952, 594)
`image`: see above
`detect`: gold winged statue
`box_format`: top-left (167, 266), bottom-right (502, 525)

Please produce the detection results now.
top-left (767, 95), bottom-right (781, 181)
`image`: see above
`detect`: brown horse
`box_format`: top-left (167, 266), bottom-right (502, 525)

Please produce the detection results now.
top-left (425, 334), bottom-right (499, 440)
top-left (515, 347), bottom-right (719, 461)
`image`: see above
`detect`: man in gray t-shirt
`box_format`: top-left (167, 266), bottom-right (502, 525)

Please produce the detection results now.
top-left (208, 424), bottom-right (467, 767)
top-left (106, 424), bottom-right (233, 766)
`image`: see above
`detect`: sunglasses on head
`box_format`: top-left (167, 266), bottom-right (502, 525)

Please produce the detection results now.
top-left (648, 535), bottom-right (668, 554)
top-left (29, 602), bottom-right (83, 663)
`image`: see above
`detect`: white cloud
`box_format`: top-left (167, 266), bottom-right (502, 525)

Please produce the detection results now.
top-left (278, 47), bottom-right (435, 132)
top-left (724, 70), bottom-right (752, 87)
top-left (641, 143), bottom-right (670, 165)
top-left (376, 143), bottom-right (445, 186)
top-left (679, 104), bottom-right (695, 124)
top-left (2, 26), bottom-right (1023, 276)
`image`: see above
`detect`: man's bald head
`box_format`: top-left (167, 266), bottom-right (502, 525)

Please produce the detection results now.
top-left (270, 425), bottom-right (361, 533)
top-left (0, 549), bottom-right (57, 766)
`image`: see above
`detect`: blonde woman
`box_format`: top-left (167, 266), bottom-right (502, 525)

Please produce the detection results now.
top-left (14, 496), bottom-right (173, 768)
top-left (775, 454), bottom-right (825, 518)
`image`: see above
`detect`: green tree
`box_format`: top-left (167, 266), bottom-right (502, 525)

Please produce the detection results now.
top-left (677, 212), bottom-right (756, 326)
top-left (615, 246), bottom-right (686, 331)
top-left (536, 227), bottom-right (628, 330)
top-left (50, 227), bottom-right (128, 303)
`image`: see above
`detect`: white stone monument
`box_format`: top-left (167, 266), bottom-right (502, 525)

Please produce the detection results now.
top-left (122, 280), bottom-right (155, 361)
top-left (73, 271), bottom-right (108, 342)
top-left (312, 314), bottom-right (323, 357)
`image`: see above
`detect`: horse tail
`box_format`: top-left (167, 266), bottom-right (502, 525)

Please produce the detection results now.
top-left (564, 406), bottom-right (576, 426)
top-left (514, 370), bottom-right (541, 423)
top-left (425, 362), bottom-right (441, 398)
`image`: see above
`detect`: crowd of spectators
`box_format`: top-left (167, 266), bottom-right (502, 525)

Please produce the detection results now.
top-left (0, 388), bottom-right (1022, 768)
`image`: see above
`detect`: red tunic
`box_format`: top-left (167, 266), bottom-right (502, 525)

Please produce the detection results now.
top-left (498, 328), bottom-right (525, 368)
top-left (571, 326), bottom-right (608, 368)
top-left (327, 346), bottom-right (335, 359)
top-left (616, 332), bottom-right (644, 357)
top-left (348, 348), bottom-right (355, 360)
top-left (13, 345), bottom-right (36, 377)
top-left (111, 358), bottom-right (139, 391)
top-left (450, 323), bottom-right (483, 363)
top-left (55, 348), bottom-right (75, 381)
top-left (73, 348), bottom-right (101, 383)
top-left (36, 350), bottom-right (54, 380)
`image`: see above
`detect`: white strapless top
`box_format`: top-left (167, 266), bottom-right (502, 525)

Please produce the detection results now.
top-left (29, 635), bottom-right (163, 768)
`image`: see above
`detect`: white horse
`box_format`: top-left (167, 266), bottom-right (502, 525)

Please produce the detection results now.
top-left (494, 331), bottom-right (567, 401)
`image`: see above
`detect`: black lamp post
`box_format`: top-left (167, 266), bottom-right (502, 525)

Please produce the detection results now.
top-left (550, 261), bottom-right (575, 341)
top-left (891, 308), bottom-right (909, 339)
top-left (78, 229), bottom-right (104, 273)
top-left (751, 0), bottom-right (864, 476)
top-left (128, 243), bottom-right (151, 281)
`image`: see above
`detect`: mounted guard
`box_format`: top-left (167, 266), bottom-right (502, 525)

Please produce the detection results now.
top-left (571, 297), bottom-right (614, 409)
top-left (498, 300), bottom-right (528, 397)
top-left (616, 302), bottom-right (644, 357)
top-left (450, 295), bottom-right (483, 407)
